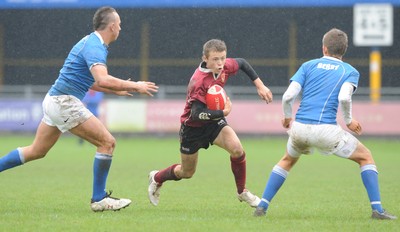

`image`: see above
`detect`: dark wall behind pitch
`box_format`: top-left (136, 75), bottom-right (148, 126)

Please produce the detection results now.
top-left (0, 7), bottom-right (399, 87)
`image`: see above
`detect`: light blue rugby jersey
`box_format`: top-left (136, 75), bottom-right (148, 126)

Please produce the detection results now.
top-left (48, 32), bottom-right (108, 100)
top-left (291, 56), bottom-right (359, 125)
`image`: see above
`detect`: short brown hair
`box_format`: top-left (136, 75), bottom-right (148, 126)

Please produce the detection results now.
top-left (93, 6), bottom-right (117, 31)
top-left (202, 39), bottom-right (227, 58)
top-left (322, 28), bottom-right (348, 57)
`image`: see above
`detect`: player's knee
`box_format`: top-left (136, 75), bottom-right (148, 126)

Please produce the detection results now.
top-left (230, 146), bottom-right (244, 158)
top-left (100, 135), bottom-right (116, 154)
top-left (180, 169), bottom-right (196, 179)
top-left (363, 150), bottom-right (374, 163)
top-left (350, 146), bottom-right (374, 166)
top-left (181, 173), bottom-right (194, 179)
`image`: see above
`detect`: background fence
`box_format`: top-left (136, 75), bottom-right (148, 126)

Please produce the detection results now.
top-left (0, 5), bottom-right (399, 88)
top-left (0, 1), bottom-right (399, 135)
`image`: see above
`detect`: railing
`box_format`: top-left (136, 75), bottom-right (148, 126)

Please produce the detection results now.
top-left (0, 85), bottom-right (399, 101)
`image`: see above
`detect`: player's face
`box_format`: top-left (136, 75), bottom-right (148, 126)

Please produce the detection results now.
top-left (110, 12), bottom-right (121, 41)
top-left (204, 51), bottom-right (227, 74)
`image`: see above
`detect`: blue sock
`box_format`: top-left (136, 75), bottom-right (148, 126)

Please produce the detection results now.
top-left (0, 148), bottom-right (25, 172)
top-left (259, 165), bottom-right (288, 211)
top-left (92, 153), bottom-right (112, 202)
top-left (361, 164), bottom-right (383, 213)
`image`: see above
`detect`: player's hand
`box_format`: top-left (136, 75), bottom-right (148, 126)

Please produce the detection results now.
top-left (258, 85), bottom-right (273, 104)
top-left (135, 81), bottom-right (159, 97)
top-left (281, 117), bottom-right (292, 129)
top-left (223, 97), bottom-right (232, 116)
top-left (347, 119), bottom-right (362, 135)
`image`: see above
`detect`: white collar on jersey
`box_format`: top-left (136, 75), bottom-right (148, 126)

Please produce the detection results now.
top-left (198, 61), bottom-right (220, 80)
top-left (322, 56), bottom-right (343, 62)
top-left (94, 31), bottom-right (105, 45)
top-left (199, 61), bottom-right (211, 72)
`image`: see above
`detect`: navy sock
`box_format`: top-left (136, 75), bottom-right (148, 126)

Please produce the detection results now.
top-left (0, 148), bottom-right (24, 172)
top-left (361, 164), bottom-right (383, 213)
top-left (259, 165), bottom-right (288, 211)
top-left (92, 153), bottom-right (112, 202)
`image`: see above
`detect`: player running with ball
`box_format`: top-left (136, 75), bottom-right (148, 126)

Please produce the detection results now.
top-left (253, 28), bottom-right (396, 220)
top-left (148, 39), bottom-right (273, 208)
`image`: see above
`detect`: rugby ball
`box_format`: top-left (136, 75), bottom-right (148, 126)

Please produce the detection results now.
top-left (206, 84), bottom-right (227, 110)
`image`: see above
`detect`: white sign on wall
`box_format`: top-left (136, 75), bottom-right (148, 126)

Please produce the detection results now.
top-left (353, 3), bottom-right (393, 46)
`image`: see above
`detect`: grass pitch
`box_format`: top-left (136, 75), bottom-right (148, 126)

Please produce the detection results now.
top-left (0, 135), bottom-right (399, 232)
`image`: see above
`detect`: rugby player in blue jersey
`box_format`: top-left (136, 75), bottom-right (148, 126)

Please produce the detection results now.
top-left (253, 28), bottom-right (396, 220)
top-left (0, 7), bottom-right (158, 212)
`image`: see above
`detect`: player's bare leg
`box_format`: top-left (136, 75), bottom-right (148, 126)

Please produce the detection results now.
top-left (0, 122), bottom-right (61, 172)
top-left (254, 152), bottom-right (299, 217)
top-left (148, 153), bottom-right (197, 206)
top-left (70, 115), bottom-right (115, 155)
top-left (70, 116), bottom-right (131, 212)
top-left (175, 153), bottom-right (198, 179)
top-left (21, 122), bottom-right (62, 162)
top-left (214, 126), bottom-right (260, 207)
top-left (348, 142), bottom-right (397, 220)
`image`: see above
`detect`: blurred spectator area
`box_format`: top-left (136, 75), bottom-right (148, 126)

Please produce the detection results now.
top-left (0, 3), bottom-right (399, 100)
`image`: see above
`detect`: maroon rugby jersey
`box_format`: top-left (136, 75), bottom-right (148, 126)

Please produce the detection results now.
top-left (180, 58), bottom-right (239, 127)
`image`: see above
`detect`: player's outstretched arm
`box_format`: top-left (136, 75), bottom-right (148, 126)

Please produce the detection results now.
top-left (90, 82), bottom-right (133, 96)
top-left (90, 65), bottom-right (158, 96)
top-left (253, 78), bottom-right (273, 104)
top-left (134, 81), bottom-right (159, 97)
top-left (235, 58), bottom-right (272, 103)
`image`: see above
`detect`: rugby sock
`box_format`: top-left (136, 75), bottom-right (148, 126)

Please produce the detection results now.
top-left (0, 148), bottom-right (25, 172)
top-left (230, 152), bottom-right (246, 194)
top-left (92, 153), bottom-right (112, 202)
top-left (154, 164), bottom-right (181, 183)
top-left (259, 165), bottom-right (288, 210)
top-left (361, 164), bottom-right (383, 213)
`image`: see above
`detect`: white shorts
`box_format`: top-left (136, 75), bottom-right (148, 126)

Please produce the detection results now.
top-left (286, 121), bottom-right (359, 158)
top-left (42, 94), bottom-right (93, 133)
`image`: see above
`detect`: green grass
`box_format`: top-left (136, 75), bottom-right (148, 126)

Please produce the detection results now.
top-left (0, 135), bottom-right (399, 232)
